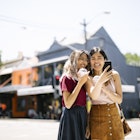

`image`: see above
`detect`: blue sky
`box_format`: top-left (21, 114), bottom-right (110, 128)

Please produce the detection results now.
top-left (0, 0), bottom-right (140, 61)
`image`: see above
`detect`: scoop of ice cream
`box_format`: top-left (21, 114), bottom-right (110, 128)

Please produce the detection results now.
top-left (93, 75), bottom-right (100, 83)
top-left (78, 68), bottom-right (88, 76)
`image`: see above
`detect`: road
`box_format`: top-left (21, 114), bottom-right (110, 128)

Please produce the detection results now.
top-left (0, 118), bottom-right (139, 140)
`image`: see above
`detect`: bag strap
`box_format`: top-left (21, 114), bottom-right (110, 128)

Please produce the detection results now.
top-left (118, 104), bottom-right (125, 119)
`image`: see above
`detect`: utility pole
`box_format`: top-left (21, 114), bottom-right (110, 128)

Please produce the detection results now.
top-left (80, 11), bottom-right (110, 50)
top-left (80, 19), bottom-right (88, 50)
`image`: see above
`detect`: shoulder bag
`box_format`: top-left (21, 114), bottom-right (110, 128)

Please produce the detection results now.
top-left (118, 104), bottom-right (132, 136)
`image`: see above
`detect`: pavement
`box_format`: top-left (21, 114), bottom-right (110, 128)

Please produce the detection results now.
top-left (125, 118), bottom-right (140, 140)
top-left (0, 118), bottom-right (139, 140)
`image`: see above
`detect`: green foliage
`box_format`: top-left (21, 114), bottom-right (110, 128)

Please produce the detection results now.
top-left (124, 52), bottom-right (140, 66)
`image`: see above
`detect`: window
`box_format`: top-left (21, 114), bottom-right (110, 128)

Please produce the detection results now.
top-left (17, 97), bottom-right (26, 111)
top-left (43, 64), bottom-right (53, 85)
top-left (55, 62), bottom-right (64, 85)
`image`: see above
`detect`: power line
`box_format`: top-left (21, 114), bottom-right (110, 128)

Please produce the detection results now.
top-left (0, 14), bottom-right (49, 30)
top-left (80, 11), bottom-right (110, 49)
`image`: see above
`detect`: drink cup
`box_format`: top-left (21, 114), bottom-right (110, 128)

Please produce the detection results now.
top-left (78, 68), bottom-right (88, 76)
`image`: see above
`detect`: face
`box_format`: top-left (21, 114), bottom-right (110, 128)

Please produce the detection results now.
top-left (77, 53), bottom-right (88, 70)
top-left (90, 52), bottom-right (105, 73)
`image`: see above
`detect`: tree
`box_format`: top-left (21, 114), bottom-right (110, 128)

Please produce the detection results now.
top-left (124, 53), bottom-right (140, 66)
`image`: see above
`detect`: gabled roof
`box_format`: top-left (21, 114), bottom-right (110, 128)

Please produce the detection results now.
top-left (37, 40), bottom-right (85, 61)
top-left (37, 41), bottom-right (64, 56)
top-left (87, 26), bottom-right (124, 55)
top-left (86, 27), bottom-right (126, 65)
top-left (37, 40), bottom-right (84, 57)
top-left (36, 26), bottom-right (140, 86)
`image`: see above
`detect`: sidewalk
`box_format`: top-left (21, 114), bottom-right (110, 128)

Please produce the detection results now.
top-left (125, 118), bottom-right (140, 140)
top-left (0, 118), bottom-right (139, 140)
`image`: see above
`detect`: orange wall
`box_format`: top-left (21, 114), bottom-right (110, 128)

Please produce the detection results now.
top-left (12, 68), bottom-right (38, 86)
top-left (11, 67), bottom-right (39, 118)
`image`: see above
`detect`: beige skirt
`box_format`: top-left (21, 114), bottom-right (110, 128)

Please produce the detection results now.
top-left (89, 103), bottom-right (124, 140)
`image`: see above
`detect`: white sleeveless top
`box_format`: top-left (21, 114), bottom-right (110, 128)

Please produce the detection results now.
top-left (91, 75), bottom-right (116, 105)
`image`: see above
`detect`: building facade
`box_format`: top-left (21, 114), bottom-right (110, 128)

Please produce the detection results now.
top-left (0, 26), bottom-right (140, 119)
top-left (37, 27), bottom-right (140, 118)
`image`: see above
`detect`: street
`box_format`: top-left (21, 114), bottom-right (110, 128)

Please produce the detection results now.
top-left (0, 118), bottom-right (139, 140)
top-left (0, 119), bottom-right (59, 140)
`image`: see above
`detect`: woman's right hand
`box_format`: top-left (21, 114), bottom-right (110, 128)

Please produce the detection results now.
top-left (78, 71), bottom-right (90, 85)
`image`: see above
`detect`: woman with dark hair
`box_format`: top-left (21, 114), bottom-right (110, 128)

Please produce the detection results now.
top-left (87, 47), bottom-right (124, 140)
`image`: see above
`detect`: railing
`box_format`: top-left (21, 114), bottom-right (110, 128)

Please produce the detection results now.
top-left (0, 77), bottom-right (12, 88)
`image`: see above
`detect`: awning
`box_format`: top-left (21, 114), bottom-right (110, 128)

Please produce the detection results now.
top-left (32, 56), bottom-right (68, 67)
top-left (0, 68), bottom-right (13, 75)
top-left (122, 85), bottom-right (135, 93)
top-left (17, 85), bottom-right (55, 96)
top-left (0, 85), bottom-right (30, 93)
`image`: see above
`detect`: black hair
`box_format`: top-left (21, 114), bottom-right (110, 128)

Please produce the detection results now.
top-left (89, 47), bottom-right (108, 75)
top-left (89, 47), bottom-right (108, 60)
